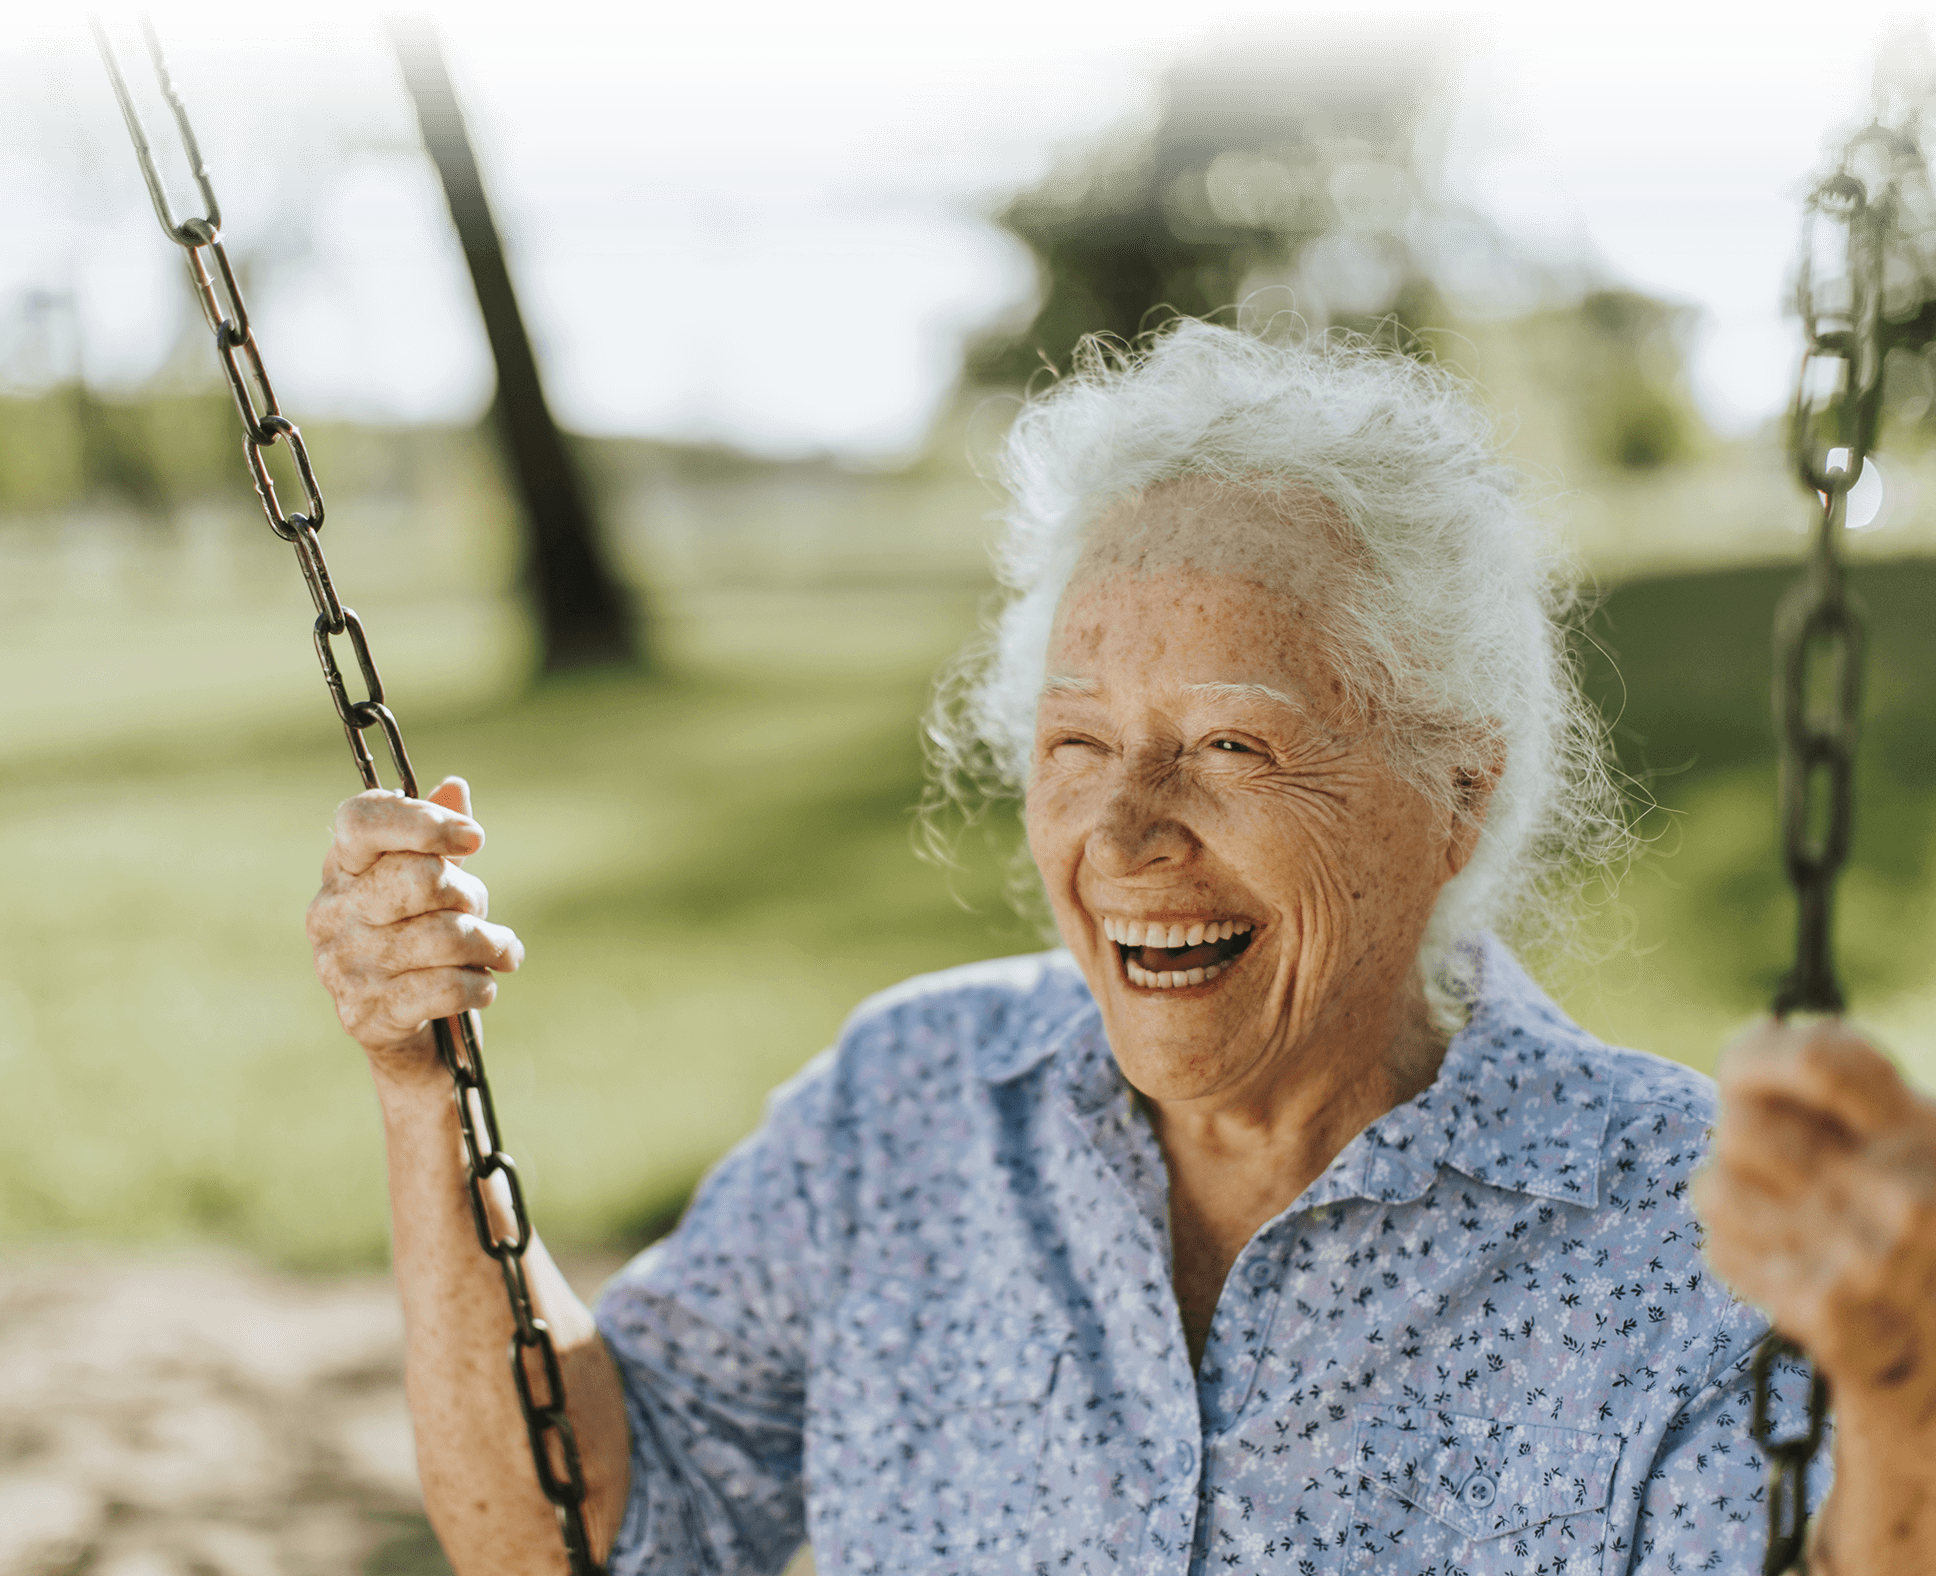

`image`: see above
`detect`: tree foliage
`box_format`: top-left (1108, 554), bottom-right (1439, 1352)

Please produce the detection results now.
top-left (970, 34), bottom-right (1466, 380)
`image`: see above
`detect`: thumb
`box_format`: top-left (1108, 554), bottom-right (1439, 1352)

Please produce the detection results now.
top-left (426, 775), bottom-right (472, 817)
top-left (425, 776), bottom-right (476, 865)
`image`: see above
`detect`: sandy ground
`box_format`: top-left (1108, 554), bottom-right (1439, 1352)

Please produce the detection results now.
top-left (0, 1251), bottom-right (815, 1576)
top-left (0, 1250), bottom-right (452, 1576)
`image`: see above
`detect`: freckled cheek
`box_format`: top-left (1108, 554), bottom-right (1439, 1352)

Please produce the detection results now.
top-left (1218, 805), bottom-right (1331, 895)
top-left (1023, 777), bottom-right (1095, 869)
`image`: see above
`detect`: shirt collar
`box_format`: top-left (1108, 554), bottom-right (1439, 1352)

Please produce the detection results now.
top-left (1308, 937), bottom-right (1614, 1210)
top-left (1007, 937), bottom-right (1614, 1210)
top-left (973, 953), bottom-right (1102, 1085)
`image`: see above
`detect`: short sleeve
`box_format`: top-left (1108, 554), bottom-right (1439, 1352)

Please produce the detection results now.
top-left (1623, 1300), bottom-right (1836, 1575)
top-left (594, 1050), bottom-right (837, 1576)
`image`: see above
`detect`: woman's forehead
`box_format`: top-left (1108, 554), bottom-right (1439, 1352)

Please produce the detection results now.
top-left (1073, 475), bottom-right (1358, 589)
top-left (1045, 562), bottom-right (1345, 710)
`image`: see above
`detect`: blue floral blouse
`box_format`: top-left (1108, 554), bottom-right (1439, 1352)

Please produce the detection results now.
top-left (595, 937), bottom-right (1827, 1575)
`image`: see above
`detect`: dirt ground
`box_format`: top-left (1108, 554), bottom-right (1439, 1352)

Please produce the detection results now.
top-left (0, 1250), bottom-right (458, 1576)
top-left (0, 1251), bottom-right (815, 1576)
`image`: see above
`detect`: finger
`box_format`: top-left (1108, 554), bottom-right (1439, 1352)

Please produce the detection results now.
top-left (342, 965), bottom-right (499, 1052)
top-left (350, 851), bottom-right (491, 927)
top-left (1711, 1094), bottom-right (1856, 1196)
top-left (1694, 1161), bottom-right (1851, 1311)
top-left (1697, 1144), bottom-right (1917, 1306)
top-left (375, 911), bottom-right (524, 977)
top-left (331, 788), bottom-right (483, 877)
top-left (1716, 1018), bottom-right (1911, 1139)
top-left (1698, 1197), bottom-right (1920, 1387)
top-left (1699, 1171), bottom-right (1923, 1369)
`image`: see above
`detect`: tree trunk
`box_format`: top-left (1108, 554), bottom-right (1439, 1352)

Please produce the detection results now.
top-left (391, 19), bottom-right (640, 673)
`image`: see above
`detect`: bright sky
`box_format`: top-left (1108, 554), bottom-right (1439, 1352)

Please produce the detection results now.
top-left (4, 0), bottom-right (1929, 459)
top-left (1446, 6), bottom-right (1921, 437)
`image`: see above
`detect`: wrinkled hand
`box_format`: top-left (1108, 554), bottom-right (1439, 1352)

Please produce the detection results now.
top-left (1693, 1018), bottom-right (1936, 1427)
top-left (305, 776), bottom-right (524, 1068)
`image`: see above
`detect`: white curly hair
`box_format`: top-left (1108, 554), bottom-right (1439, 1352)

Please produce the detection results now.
top-left (924, 320), bottom-right (1626, 1023)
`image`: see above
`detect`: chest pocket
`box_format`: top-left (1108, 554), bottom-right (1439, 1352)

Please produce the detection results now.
top-left (1345, 1405), bottom-right (1621, 1574)
top-left (807, 1275), bottom-right (1068, 1576)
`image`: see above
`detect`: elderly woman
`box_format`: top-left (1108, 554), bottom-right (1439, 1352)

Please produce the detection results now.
top-left (307, 324), bottom-right (1936, 1575)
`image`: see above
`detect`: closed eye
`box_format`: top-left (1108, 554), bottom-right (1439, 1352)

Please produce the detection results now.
top-left (1047, 734), bottom-right (1109, 757)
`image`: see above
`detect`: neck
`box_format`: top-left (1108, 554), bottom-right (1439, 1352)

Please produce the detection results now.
top-left (1148, 970), bottom-right (1448, 1195)
top-left (1146, 973), bottom-right (1449, 1370)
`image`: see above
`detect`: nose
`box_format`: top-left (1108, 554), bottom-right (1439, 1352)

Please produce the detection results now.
top-left (1086, 768), bottom-right (1198, 880)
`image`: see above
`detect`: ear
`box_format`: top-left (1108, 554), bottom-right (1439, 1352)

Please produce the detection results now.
top-left (1445, 737), bottom-right (1506, 878)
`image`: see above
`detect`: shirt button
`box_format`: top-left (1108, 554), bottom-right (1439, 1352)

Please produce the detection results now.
top-left (1173, 1440), bottom-right (1197, 1478)
top-left (1244, 1258), bottom-right (1275, 1287)
top-left (1462, 1471), bottom-right (1497, 1510)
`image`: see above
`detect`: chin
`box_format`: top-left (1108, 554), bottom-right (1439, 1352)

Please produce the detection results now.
top-left (1097, 1008), bottom-right (1254, 1099)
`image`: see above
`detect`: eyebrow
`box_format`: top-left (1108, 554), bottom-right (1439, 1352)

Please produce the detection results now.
top-left (1038, 675), bottom-right (1312, 720)
top-left (1184, 681), bottom-right (1308, 715)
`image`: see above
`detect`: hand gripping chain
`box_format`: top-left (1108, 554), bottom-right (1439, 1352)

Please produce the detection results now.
top-left (93, 23), bottom-right (604, 1575)
top-left (1753, 119), bottom-right (1936, 1576)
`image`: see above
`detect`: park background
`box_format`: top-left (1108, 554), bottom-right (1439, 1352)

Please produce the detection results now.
top-left (4, 1), bottom-right (1936, 1571)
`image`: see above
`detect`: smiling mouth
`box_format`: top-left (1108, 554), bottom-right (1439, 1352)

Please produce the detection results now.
top-left (1101, 917), bottom-right (1256, 990)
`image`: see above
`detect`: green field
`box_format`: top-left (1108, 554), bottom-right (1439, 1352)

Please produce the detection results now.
top-left (1552, 558), bottom-right (1936, 1068)
top-left (2, 437), bottom-right (1934, 1269)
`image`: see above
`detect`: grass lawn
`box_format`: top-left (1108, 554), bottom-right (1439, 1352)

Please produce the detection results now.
top-left (2, 467), bottom-right (1933, 1268)
top-left (0, 558), bottom-right (1037, 1266)
top-left (1552, 558), bottom-right (1936, 1074)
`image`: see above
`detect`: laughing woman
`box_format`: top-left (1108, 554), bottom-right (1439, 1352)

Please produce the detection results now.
top-left (305, 323), bottom-right (1931, 1575)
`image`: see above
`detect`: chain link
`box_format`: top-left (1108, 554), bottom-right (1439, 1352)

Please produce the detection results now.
top-left (92, 22), bottom-right (603, 1574)
top-left (1753, 108), bottom-right (1936, 1576)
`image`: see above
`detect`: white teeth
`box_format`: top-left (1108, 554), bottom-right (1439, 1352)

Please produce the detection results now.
top-left (1123, 957), bottom-right (1231, 989)
top-left (1108, 916), bottom-right (1254, 968)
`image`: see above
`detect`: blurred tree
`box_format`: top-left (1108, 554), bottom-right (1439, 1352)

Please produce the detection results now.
top-left (1410, 294), bottom-right (1710, 481)
top-left (391, 20), bottom-right (641, 674)
top-left (970, 32), bottom-right (1710, 476)
top-left (73, 385), bottom-right (172, 523)
top-left (970, 33), bottom-right (1465, 379)
top-left (0, 393), bottom-right (82, 511)
top-left (1564, 292), bottom-right (1703, 472)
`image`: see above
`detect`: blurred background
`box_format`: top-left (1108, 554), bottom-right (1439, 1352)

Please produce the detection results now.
top-left (5, 0), bottom-right (1936, 1570)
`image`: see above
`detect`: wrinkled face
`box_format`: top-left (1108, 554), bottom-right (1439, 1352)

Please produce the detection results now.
top-left (1024, 478), bottom-right (1476, 1106)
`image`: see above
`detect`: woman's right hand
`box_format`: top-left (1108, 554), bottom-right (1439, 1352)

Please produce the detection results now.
top-left (305, 775), bottom-right (524, 1072)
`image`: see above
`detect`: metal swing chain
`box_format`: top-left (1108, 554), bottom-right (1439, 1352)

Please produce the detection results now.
top-left (1752, 117), bottom-right (1936, 1576)
top-left (91, 23), bottom-right (604, 1575)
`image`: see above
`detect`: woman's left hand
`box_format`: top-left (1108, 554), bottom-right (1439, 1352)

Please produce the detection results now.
top-left (1693, 1016), bottom-right (1936, 1573)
